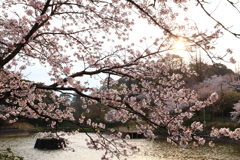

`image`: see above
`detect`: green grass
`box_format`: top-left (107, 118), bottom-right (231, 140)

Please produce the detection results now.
top-left (0, 148), bottom-right (23, 160)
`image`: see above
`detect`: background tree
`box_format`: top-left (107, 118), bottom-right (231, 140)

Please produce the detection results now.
top-left (231, 101), bottom-right (240, 124)
top-left (188, 57), bottom-right (233, 85)
top-left (188, 52), bottom-right (209, 83)
top-left (194, 73), bottom-right (240, 121)
top-left (70, 94), bottom-right (84, 120)
top-left (217, 90), bottom-right (240, 120)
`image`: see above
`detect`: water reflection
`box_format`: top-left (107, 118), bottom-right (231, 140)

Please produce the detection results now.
top-left (1, 133), bottom-right (240, 160)
top-left (130, 139), bottom-right (240, 160)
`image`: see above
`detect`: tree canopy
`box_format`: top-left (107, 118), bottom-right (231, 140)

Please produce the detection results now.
top-left (0, 0), bottom-right (240, 159)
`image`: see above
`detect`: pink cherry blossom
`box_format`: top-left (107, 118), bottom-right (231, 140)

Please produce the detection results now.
top-left (0, 0), bottom-right (239, 159)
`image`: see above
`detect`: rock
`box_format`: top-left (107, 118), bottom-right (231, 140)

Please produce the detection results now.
top-left (34, 138), bottom-right (66, 150)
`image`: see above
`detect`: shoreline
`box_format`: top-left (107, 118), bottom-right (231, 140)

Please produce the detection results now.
top-left (1, 128), bottom-right (240, 145)
top-left (0, 128), bottom-right (29, 137)
top-left (154, 132), bottom-right (240, 145)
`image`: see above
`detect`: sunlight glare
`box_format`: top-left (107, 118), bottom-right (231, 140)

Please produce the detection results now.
top-left (174, 39), bottom-right (186, 50)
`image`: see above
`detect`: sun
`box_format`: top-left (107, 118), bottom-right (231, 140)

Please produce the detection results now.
top-left (173, 39), bottom-right (186, 50)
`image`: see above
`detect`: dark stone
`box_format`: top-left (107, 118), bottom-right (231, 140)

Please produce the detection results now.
top-left (34, 138), bottom-right (66, 150)
top-left (122, 132), bottom-right (145, 139)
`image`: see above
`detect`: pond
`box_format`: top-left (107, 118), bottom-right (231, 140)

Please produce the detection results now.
top-left (1, 133), bottom-right (240, 160)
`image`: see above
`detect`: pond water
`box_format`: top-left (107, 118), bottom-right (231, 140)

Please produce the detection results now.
top-left (1, 133), bottom-right (240, 160)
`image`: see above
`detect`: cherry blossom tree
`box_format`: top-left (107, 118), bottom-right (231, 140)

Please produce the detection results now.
top-left (0, 0), bottom-right (240, 159)
top-left (231, 101), bottom-right (240, 123)
top-left (194, 74), bottom-right (240, 95)
top-left (193, 72), bottom-right (240, 127)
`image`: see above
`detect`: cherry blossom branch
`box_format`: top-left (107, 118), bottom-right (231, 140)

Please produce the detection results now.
top-left (196, 0), bottom-right (240, 38)
top-left (127, 0), bottom-right (229, 63)
top-left (2, 12), bottom-right (50, 66)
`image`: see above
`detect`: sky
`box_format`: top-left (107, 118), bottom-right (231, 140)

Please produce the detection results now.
top-left (188, 1), bottom-right (240, 67)
top-left (16, 0), bottom-right (240, 88)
